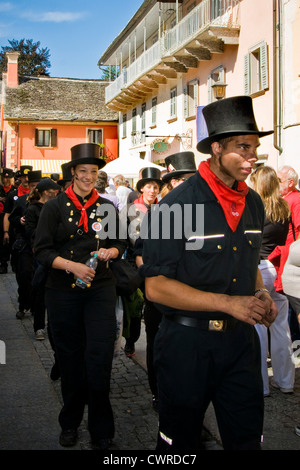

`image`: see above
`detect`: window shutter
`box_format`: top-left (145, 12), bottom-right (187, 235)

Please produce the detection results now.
top-left (260, 41), bottom-right (269, 90)
top-left (51, 129), bottom-right (57, 147)
top-left (244, 54), bottom-right (250, 95)
top-left (183, 87), bottom-right (188, 118)
top-left (35, 129), bottom-right (39, 146)
top-left (194, 80), bottom-right (199, 109)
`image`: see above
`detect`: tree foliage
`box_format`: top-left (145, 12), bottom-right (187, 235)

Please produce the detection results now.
top-left (0, 39), bottom-right (51, 76)
top-left (98, 64), bottom-right (119, 81)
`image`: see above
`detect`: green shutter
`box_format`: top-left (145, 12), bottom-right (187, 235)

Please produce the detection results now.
top-left (244, 53), bottom-right (250, 95)
top-left (260, 41), bottom-right (269, 90)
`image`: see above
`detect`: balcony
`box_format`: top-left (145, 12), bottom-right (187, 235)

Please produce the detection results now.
top-left (105, 0), bottom-right (240, 110)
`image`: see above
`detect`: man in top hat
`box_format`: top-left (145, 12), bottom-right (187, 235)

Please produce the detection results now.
top-left (140, 96), bottom-right (277, 451)
top-left (162, 151), bottom-right (197, 192)
top-left (0, 168), bottom-right (15, 273)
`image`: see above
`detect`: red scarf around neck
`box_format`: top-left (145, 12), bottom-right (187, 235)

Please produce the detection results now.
top-left (65, 185), bottom-right (99, 232)
top-left (198, 159), bottom-right (249, 232)
top-left (18, 185), bottom-right (30, 197)
top-left (134, 194), bottom-right (158, 213)
top-left (3, 185), bottom-right (12, 193)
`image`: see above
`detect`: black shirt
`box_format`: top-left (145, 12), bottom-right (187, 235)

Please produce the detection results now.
top-left (34, 191), bottom-right (127, 291)
top-left (140, 171), bottom-right (265, 319)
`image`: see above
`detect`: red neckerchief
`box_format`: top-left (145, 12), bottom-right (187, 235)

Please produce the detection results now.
top-left (134, 194), bottom-right (158, 213)
top-left (199, 159), bottom-right (249, 232)
top-left (3, 185), bottom-right (12, 193)
top-left (65, 185), bottom-right (99, 232)
top-left (18, 185), bottom-right (30, 197)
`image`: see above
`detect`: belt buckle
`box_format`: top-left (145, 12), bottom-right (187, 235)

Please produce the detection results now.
top-left (209, 320), bottom-right (224, 331)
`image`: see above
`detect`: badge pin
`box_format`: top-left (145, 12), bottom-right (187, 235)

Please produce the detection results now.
top-left (92, 222), bottom-right (102, 232)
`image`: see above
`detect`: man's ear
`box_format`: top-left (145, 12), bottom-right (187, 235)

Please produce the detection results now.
top-left (211, 141), bottom-right (222, 157)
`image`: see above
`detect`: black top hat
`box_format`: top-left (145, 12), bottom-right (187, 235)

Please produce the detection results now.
top-left (28, 170), bottom-right (42, 183)
top-left (68, 143), bottom-right (106, 169)
top-left (58, 162), bottom-right (73, 186)
top-left (17, 165), bottom-right (33, 177)
top-left (162, 152), bottom-right (196, 183)
top-left (1, 168), bottom-right (14, 178)
top-left (136, 167), bottom-right (163, 192)
top-left (196, 96), bottom-right (274, 154)
top-left (50, 173), bottom-right (60, 182)
top-left (37, 177), bottom-right (61, 193)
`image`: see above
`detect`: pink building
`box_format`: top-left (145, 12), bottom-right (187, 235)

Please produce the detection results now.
top-left (0, 52), bottom-right (119, 175)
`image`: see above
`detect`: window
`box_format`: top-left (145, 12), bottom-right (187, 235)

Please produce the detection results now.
top-left (184, 79), bottom-right (199, 118)
top-left (88, 129), bottom-right (102, 144)
top-left (122, 114), bottom-right (127, 138)
top-left (35, 129), bottom-right (57, 147)
top-left (132, 108), bottom-right (137, 134)
top-left (170, 87), bottom-right (177, 118)
top-left (207, 65), bottom-right (225, 103)
top-left (152, 97), bottom-right (157, 126)
top-left (244, 41), bottom-right (269, 96)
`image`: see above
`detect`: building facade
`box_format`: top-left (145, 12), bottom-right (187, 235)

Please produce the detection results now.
top-left (99, 0), bottom-right (300, 176)
top-left (0, 52), bottom-right (119, 175)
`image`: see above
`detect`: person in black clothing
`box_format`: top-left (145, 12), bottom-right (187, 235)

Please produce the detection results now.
top-left (25, 177), bottom-right (60, 340)
top-left (140, 96), bottom-right (278, 451)
top-left (9, 170), bottom-right (42, 319)
top-left (124, 167), bottom-right (163, 359)
top-left (3, 165), bottom-right (32, 271)
top-left (34, 143), bottom-right (126, 450)
top-left (0, 168), bottom-right (15, 273)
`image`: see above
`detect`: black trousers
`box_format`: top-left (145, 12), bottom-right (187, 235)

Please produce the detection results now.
top-left (143, 300), bottom-right (162, 397)
top-left (15, 247), bottom-right (33, 311)
top-left (45, 284), bottom-right (117, 441)
top-left (154, 317), bottom-right (264, 452)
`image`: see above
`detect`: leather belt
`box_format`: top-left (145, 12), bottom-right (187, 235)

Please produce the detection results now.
top-left (166, 314), bottom-right (238, 331)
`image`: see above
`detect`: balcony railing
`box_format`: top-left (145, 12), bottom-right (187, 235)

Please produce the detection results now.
top-left (105, 0), bottom-right (239, 104)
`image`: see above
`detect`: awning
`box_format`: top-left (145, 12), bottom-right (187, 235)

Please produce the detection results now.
top-left (104, 156), bottom-right (165, 178)
top-left (20, 160), bottom-right (70, 175)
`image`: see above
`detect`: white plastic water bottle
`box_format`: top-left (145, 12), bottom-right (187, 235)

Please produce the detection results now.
top-left (75, 253), bottom-right (98, 289)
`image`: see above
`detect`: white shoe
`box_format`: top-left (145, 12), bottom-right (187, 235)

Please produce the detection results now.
top-left (270, 379), bottom-right (293, 394)
top-left (295, 426), bottom-right (300, 437)
top-left (35, 329), bottom-right (45, 340)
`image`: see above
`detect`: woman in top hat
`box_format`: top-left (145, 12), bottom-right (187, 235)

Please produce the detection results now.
top-left (34, 143), bottom-right (126, 450)
top-left (124, 167), bottom-right (163, 359)
top-left (0, 168), bottom-right (15, 273)
top-left (140, 96), bottom-right (277, 451)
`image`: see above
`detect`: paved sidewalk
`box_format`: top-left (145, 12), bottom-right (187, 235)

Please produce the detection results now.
top-left (0, 266), bottom-right (300, 455)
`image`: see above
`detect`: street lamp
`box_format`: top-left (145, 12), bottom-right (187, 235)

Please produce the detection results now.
top-left (212, 81), bottom-right (227, 100)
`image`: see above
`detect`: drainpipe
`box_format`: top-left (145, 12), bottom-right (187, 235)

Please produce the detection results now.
top-left (273, 0), bottom-right (283, 154)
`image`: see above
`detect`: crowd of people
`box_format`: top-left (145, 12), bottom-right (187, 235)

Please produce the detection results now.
top-left (0, 95), bottom-right (300, 451)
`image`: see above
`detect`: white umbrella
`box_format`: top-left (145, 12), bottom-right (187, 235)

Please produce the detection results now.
top-left (104, 156), bottom-right (165, 178)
